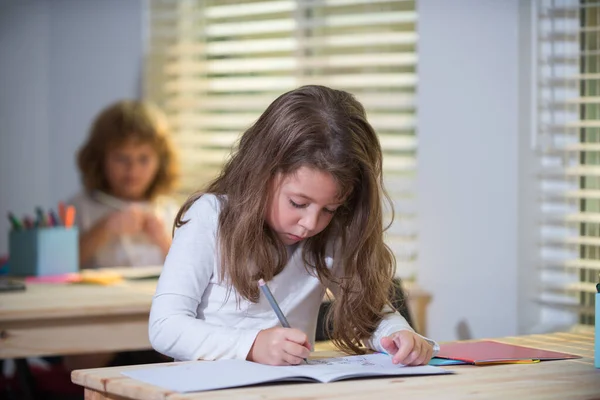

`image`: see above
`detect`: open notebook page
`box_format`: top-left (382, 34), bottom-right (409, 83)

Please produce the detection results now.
top-left (122, 354), bottom-right (449, 393)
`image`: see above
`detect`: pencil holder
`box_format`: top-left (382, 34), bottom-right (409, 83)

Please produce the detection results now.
top-left (9, 227), bottom-right (79, 276)
top-left (594, 293), bottom-right (600, 368)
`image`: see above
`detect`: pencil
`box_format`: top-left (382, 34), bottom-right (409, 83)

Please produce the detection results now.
top-left (7, 212), bottom-right (23, 231)
top-left (258, 278), bottom-right (308, 364)
top-left (258, 278), bottom-right (290, 328)
top-left (64, 206), bottom-right (76, 228)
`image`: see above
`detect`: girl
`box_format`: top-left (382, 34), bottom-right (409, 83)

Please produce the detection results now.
top-left (70, 100), bottom-right (180, 269)
top-left (150, 85), bottom-right (438, 366)
top-left (62, 100), bottom-right (179, 372)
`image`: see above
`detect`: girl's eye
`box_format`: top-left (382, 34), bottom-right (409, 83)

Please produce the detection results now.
top-left (323, 208), bottom-right (336, 215)
top-left (289, 199), bottom-right (307, 209)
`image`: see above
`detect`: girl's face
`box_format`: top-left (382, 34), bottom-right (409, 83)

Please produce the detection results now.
top-left (266, 166), bottom-right (343, 245)
top-left (104, 140), bottom-right (160, 201)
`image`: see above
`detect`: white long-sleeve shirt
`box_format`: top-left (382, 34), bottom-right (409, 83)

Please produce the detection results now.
top-left (69, 191), bottom-right (178, 268)
top-left (149, 194), bottom-right (438, 361)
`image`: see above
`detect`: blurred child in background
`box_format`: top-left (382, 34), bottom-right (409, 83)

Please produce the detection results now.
top-left (70, 100), bottom-right (180, 269)
top-left (64, 100), bottom-right (179, 371)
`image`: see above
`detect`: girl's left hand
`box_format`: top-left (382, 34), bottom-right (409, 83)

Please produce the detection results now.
top-left (380, 330), bottom-right (434, 366)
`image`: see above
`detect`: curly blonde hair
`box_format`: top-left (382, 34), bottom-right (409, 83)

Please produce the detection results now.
top-left (77, 100), bottom-right (179, 199)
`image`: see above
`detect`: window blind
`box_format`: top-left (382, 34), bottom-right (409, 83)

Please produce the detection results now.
top-left (536, 0), bottom-right (598, 329)
top-left (146, 0), bottom-right (418, 279)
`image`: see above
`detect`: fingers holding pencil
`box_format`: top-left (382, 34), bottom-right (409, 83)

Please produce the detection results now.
top-left (247, 327), bottom-right (310, 366)
top-left (251, 278), bottom-right (311, 365)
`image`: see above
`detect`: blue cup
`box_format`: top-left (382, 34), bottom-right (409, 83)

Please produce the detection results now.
top-left (9, 227), bottom-right (78, 276)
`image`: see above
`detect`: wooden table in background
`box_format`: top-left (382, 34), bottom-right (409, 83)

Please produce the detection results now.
top-left (0, 279), bottom-right (431, 359)
top-left (72, 329), bottom-right (599, 400)
top-left (402, 281), bottom-right (431, 335)
top-left (0, 280), bottom-right (157, 359)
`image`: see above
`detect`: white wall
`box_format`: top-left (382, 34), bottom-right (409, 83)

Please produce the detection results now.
top-left (516, 0), bottom-right (542, 336)
top-left (0, 0), bottom-right (51, 256)
top-left (48, 0), bottom-right (145, 206)
top-left (417, 0), bottom-right (522, 341)
top-left (0, 0), bottom-right (144, 255)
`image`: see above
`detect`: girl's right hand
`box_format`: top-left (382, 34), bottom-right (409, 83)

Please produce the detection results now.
top-left (104, 206), bottom-right (145, 235)
top-left (247, 327), bottom-right (311, 366)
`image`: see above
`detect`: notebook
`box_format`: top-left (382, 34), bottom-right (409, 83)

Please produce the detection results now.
top-left (122, 353), bottom-right (451, 393)
top-left (428, 357), bottom-right (467, 366)
top-left (436, 340), bottom-right (581, 365)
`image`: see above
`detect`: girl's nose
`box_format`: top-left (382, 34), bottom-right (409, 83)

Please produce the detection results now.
top-left (299, 211), bottom-right (318, 232)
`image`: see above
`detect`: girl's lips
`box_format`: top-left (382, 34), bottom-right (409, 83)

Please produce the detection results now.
top-left (287, 233), bottom-right (303, 241)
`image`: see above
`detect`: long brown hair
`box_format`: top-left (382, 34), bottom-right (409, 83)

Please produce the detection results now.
top-left (77, 100), bottom-right (179, 199)
top-left (176, 85), bottom-right (396, 354)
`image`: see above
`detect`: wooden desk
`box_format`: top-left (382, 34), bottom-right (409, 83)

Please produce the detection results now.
top-left (0, 280), bottom-right (156, 359)
top-left (402, 281), bottom-right (431, 335)
top-left (72, 329), bottom-right (599, 400)
top-left (0, 279), bottom-right (430, 359)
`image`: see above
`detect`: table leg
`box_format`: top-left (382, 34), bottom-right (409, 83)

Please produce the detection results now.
top-left (14, 358), bottom-right (36, 400)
